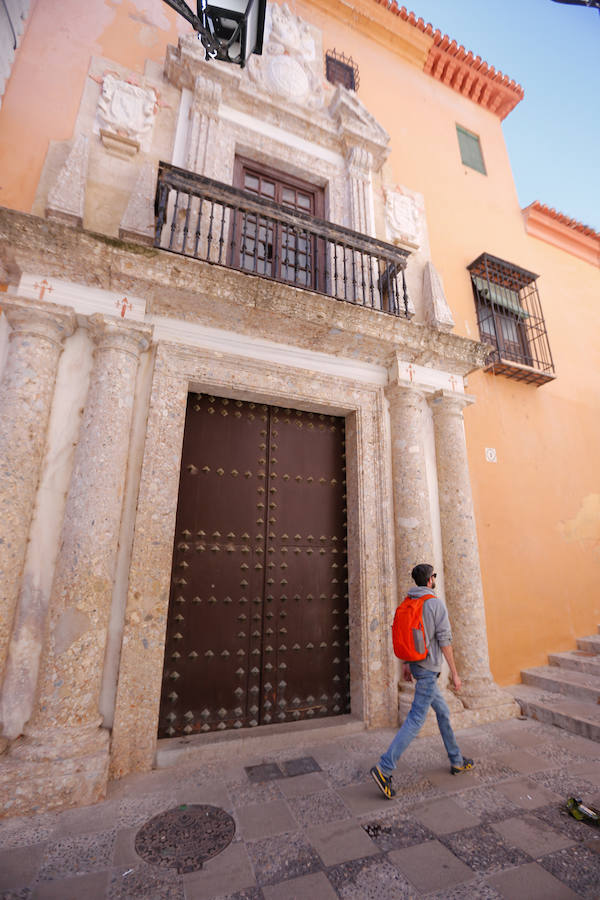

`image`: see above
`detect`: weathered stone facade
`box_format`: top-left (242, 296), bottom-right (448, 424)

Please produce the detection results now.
top-left (0, 3), bottom-right (518, 818)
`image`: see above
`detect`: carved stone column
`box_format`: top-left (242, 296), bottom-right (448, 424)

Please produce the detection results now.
top-left (3, 315), bottom-right (152, 815)
top-left (386, 380), bottom-right (435, 580)
top-left (386, 371), bottom-right (462, 724)
top-left (429, 390), bottom-right (518, 714)
top-left (0, 297), bottom-right (76, 685)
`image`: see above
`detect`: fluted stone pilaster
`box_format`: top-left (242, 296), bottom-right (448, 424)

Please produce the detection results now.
top-left (0, 297), bottom-right (76, 685)
top-left (429, 389), bottom-right (517, 712)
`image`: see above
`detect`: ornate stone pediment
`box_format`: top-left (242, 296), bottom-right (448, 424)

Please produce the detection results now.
top-left (329, 88), bottom-right (390, 170)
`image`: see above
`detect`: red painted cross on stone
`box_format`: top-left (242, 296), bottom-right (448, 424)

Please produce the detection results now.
top-left (33, 279), bottom-right (54, 301)
top-left (116, 297), bottom-right (132, 318)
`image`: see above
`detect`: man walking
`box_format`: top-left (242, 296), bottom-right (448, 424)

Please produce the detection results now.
top-left (371, 563), bottom-right (474, 799)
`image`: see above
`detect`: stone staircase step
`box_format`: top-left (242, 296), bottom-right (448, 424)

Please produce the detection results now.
top-left (548, 650), bottom-right (600, 677)
top-left (576, 634), bottom-right (600, 654)
top-left (521, 665), bottom-right (600, 703)
top-left (509, 683), bottom-right (600, 742)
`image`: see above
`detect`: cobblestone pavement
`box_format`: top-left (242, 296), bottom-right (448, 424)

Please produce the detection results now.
top-left (1, 718), bottom-right (599, 898)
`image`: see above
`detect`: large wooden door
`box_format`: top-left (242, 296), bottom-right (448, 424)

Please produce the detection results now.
top-left (158, 393), bottom-right (350, 737)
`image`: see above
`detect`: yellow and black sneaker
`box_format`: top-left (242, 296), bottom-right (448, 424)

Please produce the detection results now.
top-left (451, 757), bottom-right (475, 775)
top-left (370, 765), bottom-right (396, 799)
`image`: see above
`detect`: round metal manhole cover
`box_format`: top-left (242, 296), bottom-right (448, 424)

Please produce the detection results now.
top-left (135, 804), bottom-right (235, 873)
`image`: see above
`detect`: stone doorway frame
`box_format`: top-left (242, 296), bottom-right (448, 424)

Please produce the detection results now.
top-left (109, 339), bottom-right (398, 779)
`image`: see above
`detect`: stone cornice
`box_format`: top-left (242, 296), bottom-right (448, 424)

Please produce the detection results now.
top-left (522, 202), bottom-right (600, 268)
top-left (0, 207), bottom-right (488, 377)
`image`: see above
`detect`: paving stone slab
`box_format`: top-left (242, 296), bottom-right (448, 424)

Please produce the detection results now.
top-left (277, 772), bottom-right (328, 799)
top-left (182, 841), bottom-right (256, 899)
top-left (236, 800), bottom-right (297, 842)
top-left (0, 814), bottom-right (57, 850)
top-left (244, 764), bottom-right (284, 784)
top-left (280, 758), bottom-right (321, 778)
top-left (423, 766), bottom-right (479, 792)
top-left (32, 870), bottom-right (109, 900)
top-left (426, 875), bottom-right (502, 899)
top-left (116, 791), bottom-right (177, 828)
top-left (452, 786), bottom-right (522, 825)
top-left (226, 779), bottom-right (284, 810)
top-left (540, 843), bottom-right (600, 900)
top-left (336, 782), bottom-right (400, 816)
top-left (494, 777), bottom-right (561, 810)
top-left (487, 861), bottom-right (580, 899)
top-left (440, 824), bottom-right (532, 875)
top-left (174, 783), bottom-right (232, 811)
top-left (489, 749), bottom-right (555, 775)
top-left (37, 830), bottom-right (116, 880)
top-left (111, 826), bottom-right (141, 868)
top-left (1, 888), bottom-right (33, 900)
top-left (360, 809), bottom-right (436, 852)
top-left (245, 831), bottom-right (322, 887)
top-left (412, 796), bottom-right (480, 835)
top-left (529, 768), bottom-right (599, 801)
top-left (570, 760), bottom-right (600, 787)
top-left (261, 871), bottom-right (336, 899)
top-left (0, 844), bottom-right (46, 892)
top-left (530, 802), bottom-right (598, 844)
top-left (53, 799), bottom-right (118, 837)
top-left (306, 819), bottom-right (378, 867)
top-left (491, 814), bottom-right (576, 858)
top-left (326, 854), bottom-right (416, 900)
top-left (107, 862), bottom-right (185, 899)
top-left (286, 789), bottom-right (351, 828)
top-left (388, 839), bottom-right (475, 893)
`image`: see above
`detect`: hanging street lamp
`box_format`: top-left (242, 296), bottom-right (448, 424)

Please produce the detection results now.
top-left (162, 0), bottom-right (267, 67)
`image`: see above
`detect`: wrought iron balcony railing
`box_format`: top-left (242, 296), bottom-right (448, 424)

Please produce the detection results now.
top-left (154, 163), bottom-right (412, 318)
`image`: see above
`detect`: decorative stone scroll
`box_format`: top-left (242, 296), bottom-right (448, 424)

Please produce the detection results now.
top-left (423, 261), bottom-right (455, 332)
top-left (119, 161), bottom-right (158, 245)
top-left (46, 134), bottom-right (89, 227)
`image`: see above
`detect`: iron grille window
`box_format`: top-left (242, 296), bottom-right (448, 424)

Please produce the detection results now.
top-left (468, 253), bottom-right (555, 385)
top-left (456, 125), bottom-right (486, 175)
top-left (325, 50), bottom-right (359, 92)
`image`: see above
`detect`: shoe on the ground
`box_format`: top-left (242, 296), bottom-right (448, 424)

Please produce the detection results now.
top-left (451, 757), bottom-right (475, 775)
top-left (370, 765), bottom-right (396, 799)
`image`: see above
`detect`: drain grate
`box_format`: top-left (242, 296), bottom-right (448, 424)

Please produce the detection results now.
top-left (135, 804), bottom-right (235, 873)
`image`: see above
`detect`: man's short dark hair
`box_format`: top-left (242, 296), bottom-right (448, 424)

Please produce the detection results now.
top-left (411, 563), bottom-right (434, 587)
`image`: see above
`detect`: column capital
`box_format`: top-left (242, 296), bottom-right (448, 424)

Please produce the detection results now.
top-left (2, 295), bottom-right (76, 346)
top-left (428, 389), bottom-right (474, 417)
top-left (88, 314), bottom-right (152, 359)
top-left (385, 379), bottom-right (428, 406)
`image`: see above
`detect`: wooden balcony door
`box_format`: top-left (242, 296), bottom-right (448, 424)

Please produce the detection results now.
top-left (233, 156), bottom-right (325, 290)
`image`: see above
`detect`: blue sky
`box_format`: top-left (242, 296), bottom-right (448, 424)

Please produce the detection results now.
top-left (406, 0), bottom-right (599, 230)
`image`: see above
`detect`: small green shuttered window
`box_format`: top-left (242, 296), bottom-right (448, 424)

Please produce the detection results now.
top-left (456, 125), bottom-right (486, 174)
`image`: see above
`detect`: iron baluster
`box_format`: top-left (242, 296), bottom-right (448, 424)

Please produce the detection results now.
top-left (169, 189), bottom-right (181, 250)
top-left (350, 248), bottom-right (357, 304)
top-left (252, 213), bottom-right (259, 273)
top-left (181, 191), bottom-right (193, 255)
top-left (359, 251), bottom-right (367, 308)
top-left (217, 201), bottom-right (227, 264)
top-left (193, 196), bottom-right (204, 258)
top-left (229, 203), bottom-right (238, 265)
top-left (154, 180), bottom-right (169, 246)
top-left (402, 269), bottom-right (409, 317)
top-left (342, 244), bottom-right (348, 300)
top-left (333, 240), bottom-right (339, 299)
top-left (206, 201), bottom-right (215, 260)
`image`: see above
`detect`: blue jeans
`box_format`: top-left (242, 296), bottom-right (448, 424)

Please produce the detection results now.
top-left (379, 663), bottom-right (463, 775)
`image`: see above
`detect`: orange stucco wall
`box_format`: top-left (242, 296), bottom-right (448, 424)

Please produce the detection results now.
top-left (1, 0), bottom-right (598, 686)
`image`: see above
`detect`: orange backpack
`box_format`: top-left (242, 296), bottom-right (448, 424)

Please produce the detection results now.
top-left (391, 593), bottom-right (435, 661)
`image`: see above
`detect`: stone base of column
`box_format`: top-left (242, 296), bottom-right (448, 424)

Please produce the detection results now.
top-left (397, 683), bottom-right (519, 736)
top-left (0, 728), bottom-right (109, 818)
top-left (458, 677), bottom-right (520, 714)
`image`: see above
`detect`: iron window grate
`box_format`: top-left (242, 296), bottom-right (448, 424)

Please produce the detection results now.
top-left (467, 253), bottom-right (555, 385)
top-left (325, 50), bottom-right (359, 92)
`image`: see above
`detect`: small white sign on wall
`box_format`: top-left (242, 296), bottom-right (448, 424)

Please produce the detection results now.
top-left (485, 447), bottom-right (497, 463)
